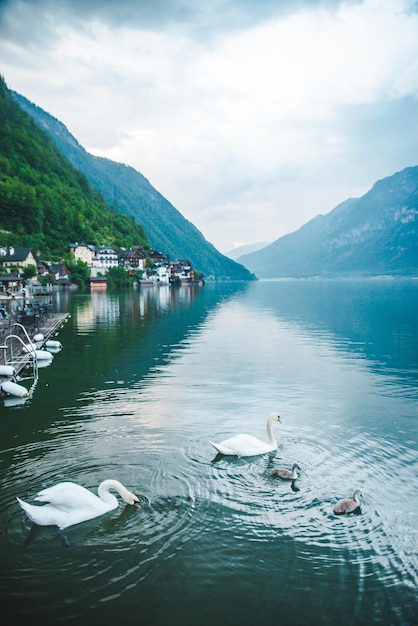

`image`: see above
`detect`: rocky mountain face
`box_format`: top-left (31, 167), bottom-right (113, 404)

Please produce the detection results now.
top-left (13, 91), bottom-right (255, 281)
top-left (238, 167), bottom-right (418, 278)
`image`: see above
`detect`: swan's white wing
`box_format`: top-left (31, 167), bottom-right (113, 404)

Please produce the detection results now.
top-left (17, 497), bottom-right (70, 528)
top-left (232, 435), bottom-right (275, 456)
top-left (18, 482), bottom-right (117, 529)
top-left (34, 482), bottom-right (97, 512)
top-left (210, 434), bottom-right (274, 457)
top-left (209, 441), bottom-right (237, 455)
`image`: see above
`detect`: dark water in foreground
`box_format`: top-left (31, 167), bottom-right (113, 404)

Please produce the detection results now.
top-left (1, 279), bottom-right (417, 626)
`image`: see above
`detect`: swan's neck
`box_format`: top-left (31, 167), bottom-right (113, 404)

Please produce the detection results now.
top-left (266, 418), bottom-right (277, 444)
top-left (98, 480), bottom-right (126, 505)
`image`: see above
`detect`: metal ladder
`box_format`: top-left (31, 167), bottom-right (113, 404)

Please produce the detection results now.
top-left (0, 323), bottom-right (39, 398)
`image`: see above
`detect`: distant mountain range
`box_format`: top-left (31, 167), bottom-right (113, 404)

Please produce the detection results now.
top-left (238, 167), bottom-right (418, 278)
top-left (12, 91), bottom-right (255, 281)
top-left (225, 242), bottom-right (270, 261)
top-left (7, 87), bottom-right (418, 280)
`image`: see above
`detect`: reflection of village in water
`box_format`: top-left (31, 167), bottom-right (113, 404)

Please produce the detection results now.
top-left (75, 284), bottom-right (200, 334)
top-left (0, 281), bottom-right (197, 403)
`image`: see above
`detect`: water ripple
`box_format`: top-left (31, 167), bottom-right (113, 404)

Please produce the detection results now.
top-left (183, 425), bottom-right (418, 600)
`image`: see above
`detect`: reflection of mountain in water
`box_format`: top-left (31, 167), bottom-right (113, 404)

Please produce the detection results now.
top-left (35, 284), bottom-right (249, 411)
top-left (247, 279), bottom-right (418, 381)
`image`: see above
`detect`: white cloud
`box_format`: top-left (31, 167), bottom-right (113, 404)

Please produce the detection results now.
top-left (1, 0), bottom-right (418, 251)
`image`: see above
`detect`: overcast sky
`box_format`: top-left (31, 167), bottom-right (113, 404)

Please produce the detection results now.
top-left (1, 0), bottom-right (418, 252)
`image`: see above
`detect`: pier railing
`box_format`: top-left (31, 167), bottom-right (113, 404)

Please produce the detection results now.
top-left (0, 324), bottom-right (39, 389)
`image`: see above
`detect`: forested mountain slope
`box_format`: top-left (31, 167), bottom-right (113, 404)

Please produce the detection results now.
top-left (0, 76), bottom-right (149, 260)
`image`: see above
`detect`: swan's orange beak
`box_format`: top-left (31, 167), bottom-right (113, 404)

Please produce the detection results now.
top-left (134, 500), bottom-right (141, 509)
top-left (277, 416), bottom-right (282, 423)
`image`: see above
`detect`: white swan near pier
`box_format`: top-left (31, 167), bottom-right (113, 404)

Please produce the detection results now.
top-left (17, 479), bottom-right (141, 529)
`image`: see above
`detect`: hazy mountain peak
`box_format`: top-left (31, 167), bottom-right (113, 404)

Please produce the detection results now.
top-left (238, 166), bottom-right (418, 278)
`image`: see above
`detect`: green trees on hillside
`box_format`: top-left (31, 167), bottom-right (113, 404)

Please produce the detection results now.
top-left (106, 266), bottom-right (136, 288)
top-left (0, 76), bottom-right (149, 260)
top-left (65, 259), bottom-right (90, 286)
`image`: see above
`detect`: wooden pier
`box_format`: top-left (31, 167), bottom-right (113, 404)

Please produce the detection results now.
top-left (0, 308), bottom-right (70, 378)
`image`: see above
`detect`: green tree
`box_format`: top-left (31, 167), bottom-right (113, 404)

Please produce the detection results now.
top-left (106, 266), bottom-right (134, 288)
top-left (66, 259), bottom-right (90, 287)
top-left (22, 264), bottom-right (37, 279)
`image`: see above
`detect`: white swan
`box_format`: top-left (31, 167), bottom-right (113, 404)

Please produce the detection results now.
top-left (333, 489), bottom-right (362, 515)
top-left (209, 411), bottom-right (282, 457)
top-left (17, 479), bottom-right (141, 529)
top-left (271, 462), bottom-right (301, 480)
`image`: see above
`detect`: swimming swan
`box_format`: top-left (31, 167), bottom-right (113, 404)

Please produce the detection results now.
top-left (209, 412), bottom-right (282, 457)
top-left (17, 479), bottom-right (141, 529)
top-left (271, 462), bottom-right (301, 480)
top-left (333, 489), bottom-right (362, 515)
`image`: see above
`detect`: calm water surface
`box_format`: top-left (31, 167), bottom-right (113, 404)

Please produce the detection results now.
top-left (1, 280), bottom-right (417, 626)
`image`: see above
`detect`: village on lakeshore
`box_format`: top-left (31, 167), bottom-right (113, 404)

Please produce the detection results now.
top-left (0, 243), bottom-right (203, 299)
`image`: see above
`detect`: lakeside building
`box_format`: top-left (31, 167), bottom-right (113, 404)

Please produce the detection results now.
top-left (1, 247), bottom-right (37, 272)
top-left (0, 242), bottom-right (201, 293)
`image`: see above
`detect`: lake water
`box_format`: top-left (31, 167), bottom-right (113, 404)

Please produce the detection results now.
top-left (1, 279), bottom-right (417, 626)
